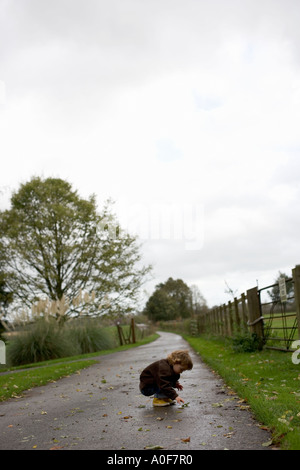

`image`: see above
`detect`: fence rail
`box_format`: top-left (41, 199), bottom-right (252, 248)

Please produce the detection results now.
top-left (193, 264), bottom-right (300, 351)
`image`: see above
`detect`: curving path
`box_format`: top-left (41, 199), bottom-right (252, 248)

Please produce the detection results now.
top-left (0, 332), bottom-right (273, 450)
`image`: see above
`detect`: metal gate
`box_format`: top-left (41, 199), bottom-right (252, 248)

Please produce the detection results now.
top-left (258, 277), bottom-right (298, 351)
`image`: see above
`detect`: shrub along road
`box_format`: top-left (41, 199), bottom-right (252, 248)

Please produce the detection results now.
top-left (0, 332), bottom-right (273, 450)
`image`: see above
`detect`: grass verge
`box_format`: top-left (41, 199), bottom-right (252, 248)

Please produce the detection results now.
top-left (0, 360), bottom-right (98, 401)
top-left (184, 334), bottom-right (300, 450)
top-left (0, 333), bottom-right (159, 402)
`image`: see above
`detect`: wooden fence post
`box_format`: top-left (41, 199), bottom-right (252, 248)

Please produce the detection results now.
top-left (205, 311), bottom-right (209, 333)
top-left (228, 300), bottom-right (234, 336)
top-left (213, 308), bottom-right (217, 334)
top-left (210, 309), bottom-right (215, 334)
top-left (222, 304), bottom-right (228, 336)
top-left (234, 297), bottom-right (241, 332)
top-left (198, 313), bottom-right (204, 333)
top-left (241, 293), bottom-right (248, 331)
top-left (246, 287), bottom-right (264, 347)
top-left (220, 304), bottom-right (224, 335)
top-left (215, 309), bottom-right (219, 334)
top-left (292, 265), bottom-right (300, 340)
top-left (131, 317), bottom-right (136, 343)
top-left (117, 322), bottom-right (124, 346)
top-left (217, 307), bottom-right (221, 334)
top-left (223, 303), bottom-right (230, 336)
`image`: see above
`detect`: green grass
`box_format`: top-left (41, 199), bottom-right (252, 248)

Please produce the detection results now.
top-left (0, 333), bottom-right (159, 401)
top-left (0, 360), bottom-right (98, 401)
top-left (184, 334), bottom-right (300, 450)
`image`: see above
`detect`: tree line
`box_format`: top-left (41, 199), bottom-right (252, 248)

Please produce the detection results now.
top-left (143, 277), bottom-right (208, 322)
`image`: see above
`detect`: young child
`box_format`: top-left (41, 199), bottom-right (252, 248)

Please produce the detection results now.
top-left (139, 349), bottom-right (193, 407)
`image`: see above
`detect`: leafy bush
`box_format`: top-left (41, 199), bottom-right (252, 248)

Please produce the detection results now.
top-left (232, 332), bottom-right (262, 353)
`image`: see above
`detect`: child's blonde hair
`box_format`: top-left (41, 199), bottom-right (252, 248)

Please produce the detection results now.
top-left (167, 349), bottom-right (193, 370)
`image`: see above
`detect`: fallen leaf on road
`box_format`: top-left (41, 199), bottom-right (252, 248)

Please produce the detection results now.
top-left (238, 405), bottom-right (250, 410)
top-left (262, 440), bottom-right (273, 447)
top-left (144, 445), bottom-right (164, 450)
top-left (181, 437), bottom-right (190, 443)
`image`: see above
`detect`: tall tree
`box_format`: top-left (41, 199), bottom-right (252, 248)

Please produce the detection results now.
top-left (143, 288), bottom-right (177, 322)
top-left (190, 284), bottom-right (208, 316)
top-left (157, 277), bottom-right (192, 319)
top-left (144, 277), bottom-right (195, 321)
top-left (0, 177), bottom-right (151, 322)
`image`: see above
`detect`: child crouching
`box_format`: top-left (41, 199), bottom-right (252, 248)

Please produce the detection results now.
top-left (139, 349), bottom-right (193, 407)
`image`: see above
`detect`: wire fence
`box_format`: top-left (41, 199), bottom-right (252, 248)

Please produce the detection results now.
top-left (259, 278), bottom-right (298, 351)
top-left (192, 265), bottom-right (300, 352)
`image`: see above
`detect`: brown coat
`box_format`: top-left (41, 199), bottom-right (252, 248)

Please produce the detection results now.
top-left (139, 359), bottom-right (180, 400)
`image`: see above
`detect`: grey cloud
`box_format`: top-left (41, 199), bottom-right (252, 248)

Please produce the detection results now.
top-left (4, 0), bottom-right (300, 95)
top-left (1, 0), bottom-right (300, 308)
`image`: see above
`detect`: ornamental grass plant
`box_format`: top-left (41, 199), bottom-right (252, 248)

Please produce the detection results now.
top-left (5, 318), bottom-right (118, 366)
top-left (6, 318), bottom-right (78, 366)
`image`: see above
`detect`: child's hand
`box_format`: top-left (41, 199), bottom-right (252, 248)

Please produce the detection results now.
top-left (175, 396), bottom-right (184, 405)
top-left (176, 381), bottom-right (183, 391)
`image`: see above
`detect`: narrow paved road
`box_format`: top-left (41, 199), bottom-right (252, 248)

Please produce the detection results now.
top-left (0, 332), bottom-right (272, 450)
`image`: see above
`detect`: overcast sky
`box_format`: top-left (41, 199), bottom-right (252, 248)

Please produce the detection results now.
top-left (1, 0), bottom-right (300, 307)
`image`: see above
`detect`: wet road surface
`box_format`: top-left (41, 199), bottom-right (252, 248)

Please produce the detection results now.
top-left (0, 332), bottom-right (273, 450)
